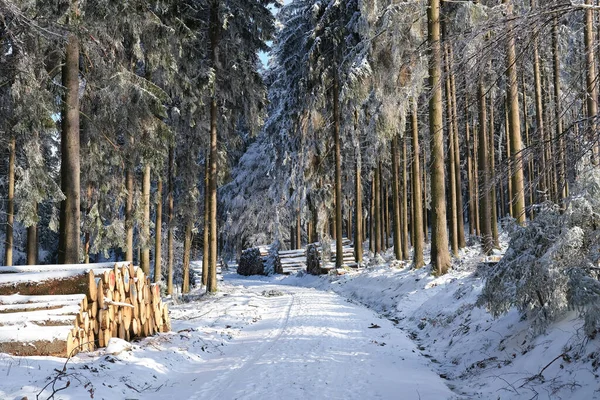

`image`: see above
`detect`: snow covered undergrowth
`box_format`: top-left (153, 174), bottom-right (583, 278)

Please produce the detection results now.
top-left (282, 246), bottom-right (600, 399)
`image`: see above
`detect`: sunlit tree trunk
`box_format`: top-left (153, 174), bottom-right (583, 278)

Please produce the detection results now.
top-left (422, 150), bottom-right (429, 244)
top-left (428, 0), bottom-right (451, 274)
top-left (207, 0), bottom-right (220, 293)
top-left (202, 159), bottom-right (209, 286)
top-left (391, 135), bottom-right (402, 260)
top-left (354, 142), bottom-right (363, 263)
top-left (444, 46), bottom-right (458, 257)
top-left (585, 0), bottom-right (599, 161)
top-left (478, 81), bottom-right (493, 255)
top-left (552, 15), bottom-right (567, 203)
top-left (401, 137), bottom-right (409, 259)
top-left (4, 136), bottom-right (15, 266)
top-left (522, 72), bottom-right (535, 220)
top-left (84, 183), bottom-right (92, 263)
top-left (182, 220), bottom-right (192, 294)
top-left (489, 92), bottom-right (499, 247)
top-left (154, 177), bottom-right (162, 283)
top-left (374, 166), bottom-right (381, 254)
top-left (333, 72), bottom-right (343, 266)
top-left (505, 100), bottom-right (513, 217)
top-left (141, 164), bottom-right (151, 275)
top-left (411, 101), bottom-right (425, 268)
top-left (58, 33), bottom-right (81, 264)
top-left (465, 99), bottom-right (475, 237)
top-left (503, 0), bottom-right (526, 224)
top-left (167, 145), bottom-right (175, 295)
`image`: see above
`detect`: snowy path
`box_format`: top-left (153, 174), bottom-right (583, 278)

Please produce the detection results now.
top-left (162, 277), bottom-right (454, 400)
top-left (0, 275), bottom-right (454, 399)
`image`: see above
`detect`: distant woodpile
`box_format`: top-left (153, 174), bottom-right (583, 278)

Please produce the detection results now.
top-left (242, 238), bottom-right (357, 275)
top-left (0, 262), bottom-right (170, 358)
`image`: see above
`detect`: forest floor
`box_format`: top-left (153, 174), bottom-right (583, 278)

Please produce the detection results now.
top-left (2, 240), bottom-right (600, 399)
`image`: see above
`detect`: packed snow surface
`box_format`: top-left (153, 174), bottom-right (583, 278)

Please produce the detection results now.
top-left (2, 247), bottom-right (600, 399)
top-left (0, 273), bottom-right (452, 400)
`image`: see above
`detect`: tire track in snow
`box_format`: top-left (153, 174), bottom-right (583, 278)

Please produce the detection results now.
top-left (189, 288), bottom-right (295, 400)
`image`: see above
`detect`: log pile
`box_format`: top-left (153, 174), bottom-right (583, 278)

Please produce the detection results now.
top-left (278, 249), bottom-right (306, 274)
top-left (251, 238), bottom-right (357, 275)
top-left (314, 238), bottom-right (357, 271)
top-left (0, 262), bottom-right (170, 358)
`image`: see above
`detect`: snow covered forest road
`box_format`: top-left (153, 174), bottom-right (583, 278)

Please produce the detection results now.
top-left (0, 274), bottom-right (454, 400)
top-left (167, 276), bottom-right (453, 400)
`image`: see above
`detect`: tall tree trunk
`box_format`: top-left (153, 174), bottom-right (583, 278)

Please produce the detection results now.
top-left (505, 101), bottom-right (513, 217)
top-left (540, 69), bottom-right (558, 203)
top-left (533, 0), bottom-right (547, 204)
top-left (391, 135), bottom-right (402, 260)
top-left (504, 0), bottom-right (526, 224)
top-left (384, 183), bottom-right (390, 250)
top-left (333, 73), bottom-right (343, 267)
top-left (411, 101), bottom-right (425, 269)
top-left (26, 206), bottom-right (38, 265)
top-left (450, 48), bottom-right (466, 249)
top-left (478, 81), bottom-right (493, 255)
top-left (401, 136), bottom-right (409, 259)
top-left (296, 210), bottom-right (301, 249)
top-left (489, 92), bottom-right (500, 247)
top-left (207, 0), bottom-right (220, 293)
top-left (369, 181), bottom-right (374, 253)
top-left (465, 99), bottom-right (475, 237)
top-left (84, 184), bottom-right (92, 263)
top-left (290, 224), bottom-right (295, 250)
top-left (473, 119), bottom-right (480, 235)
top-left (428, 0), bottom-right (451, 274)
top-left (141, 164), bottom-right (151, 275)
top-left (374, 166), bottom-right (381, 254)
top-left (552, 15), bottom-right (567, 204)
top-left (4, 136), bottom-right (15, 266)
top-left (347, 199), bottom-right (352, 243)
top-left (422, 150), bottom-right (429, 244)
top-left (58, 34), bottom-right (80, 264)
top-left (207, 96), bottom-right (219, 293)
top-left (522, 72), bottom-right (535, 219)
top-left (445, 47), bottom-right (458, 257)
top-left (154, 177), bottom-right (162, 283)
top-left (125, 161), bottom-right (134, 262)
top-left (354, 146), bottom-right (363, 263)
top-left (379, 162), bottom-right (385, 250)
top-left (182, 220), bottom-right (192, 294)
top-left (167, 146), bottom-right (175, 295)
top-left (585, 0), bottom-right (599, 161)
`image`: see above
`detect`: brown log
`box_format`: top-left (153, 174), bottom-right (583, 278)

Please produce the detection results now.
top-left (108, 270), bottom-right (116, 292)
top-left (0, 273), bottom-right (90, 296)
top-left (87, 270), bottom-right (97, 302)
top-left (123, 300), bottom-right (133, 330)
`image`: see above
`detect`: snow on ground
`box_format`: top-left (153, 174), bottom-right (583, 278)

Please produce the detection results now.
top-left (2, 239), bottom-right (600, 399)
top-left (281, 244), bottom-right (600, 400)
top-left (0, 273), bottom-right (452, 400)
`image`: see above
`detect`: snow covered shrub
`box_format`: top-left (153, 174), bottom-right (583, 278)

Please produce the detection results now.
top-left (264, 241), bottom-right (282, 275)
top-left (480, 166), bottom-right (600, 336)
top-left (238, 248), bottom-right (265, 276)
top-left (306, 244), bottom-right (321, 275)
top-left (320, 235), bottom-right (332, 265)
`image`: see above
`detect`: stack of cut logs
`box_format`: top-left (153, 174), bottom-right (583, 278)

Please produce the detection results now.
top-left (0, 262), bottom-right (170, 358)
top-left (73, 264), bottom-right (171, 355)
top-left (254, 238), bottom-right (357, 275)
